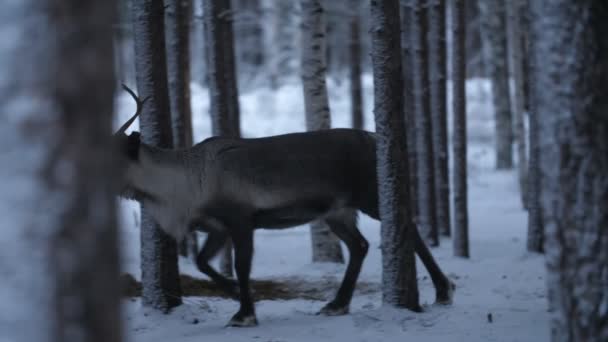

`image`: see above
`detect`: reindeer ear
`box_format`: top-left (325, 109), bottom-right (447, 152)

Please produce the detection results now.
top-left (126, 132), bottom-right (141, 161)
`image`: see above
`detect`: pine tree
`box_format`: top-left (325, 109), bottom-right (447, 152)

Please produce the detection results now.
top-left (1, 1), bottom-right (123, 341)
top-left (411, 0), bottom-right (439, 246)
top-left (428, 0), bottom-right (451, 237)
top-left (451, 0), bottom-right (469, 258)
top-left (203, 0), bottom-right (242, 277)
top-left (370, 0), bottom-right (420, 311)
top-left (132, 0), bottom-right (183, 311)
top-left (531, 1), bottom-right (608, 340)
top-left (478, 0), bottom-right (513, 169)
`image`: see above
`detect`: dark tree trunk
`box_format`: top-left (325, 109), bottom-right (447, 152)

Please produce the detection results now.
top-left (451, 0), bottom-right (469, 258)
top-left (465, 0), bottom-right (484, 78)
top-left (507, 0), bottom-right (528, 209)
top-left (524, 0), bottom-right (543, 253)
top-left (370, 0), bottom-right (420, 311)
top-left (349, 6), bottom-right (364, 130)
top-left (234, 0), bottom-right (265, 86)
top-left (301, 0), bottom-right (345, 264)
top-left (203, 0), bottom-right (242, 276)
top-left (2, 2), bottom-right (124, 341)
top-left (531, 1), bottom-right (608, 340)
top-left (132, 0), bottom-right (182, 311)
top-left (401, 2), bottom-right (418, 217)
top-left (411, 0), bottom-right (439, 246)
top-left (165, 0), bottom-right (197, 258)
top-left (478, 0), bottom-right (513, 170)
top-left (428, 0), bottom-right (450, 237)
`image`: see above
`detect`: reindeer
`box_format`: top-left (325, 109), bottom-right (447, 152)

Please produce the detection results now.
top-left (115, 86), bottom-right (454, 327)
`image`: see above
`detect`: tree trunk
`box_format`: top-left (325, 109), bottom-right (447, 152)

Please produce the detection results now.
top-left (301, 0), bottom-right (345, 264)
top-left (1, 1), bottom-right (123, 342)
top-left (507, 0), bottom-right (528, 209)
top-left (234, 0), bottom-right (264, 86)
top-left (531, 1), bottom-right (608, 340)
top-left (263, 0), bottom-right (300, 89)
top-left (524, 0), bottom-right (543, 253)
top-left (349, 6), bottom-right (364, 130)
top-left (370, 0), bottom-right (420, 311)
top-left (478, 0), bottom-right (513, 169)
top-left (428, 0), bottom-right (451, 237)
top-left (411, 0), bottom-right (439, 246)
top-left (401, 2), bottom-right (418, 217)
top-left (465, 0), bottom-right (484, 78)
top-left (132, 0), bottom-right (183, 311)
top-left (451, 0), bottom-right (469, 258)
top-left (203, 0), bottom-right (242, 277)
top-left (165, 0), bottom-right (197, 258)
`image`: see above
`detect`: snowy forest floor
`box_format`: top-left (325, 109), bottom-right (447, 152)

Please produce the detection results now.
top-left (116, 76), bottom-right (549, 342)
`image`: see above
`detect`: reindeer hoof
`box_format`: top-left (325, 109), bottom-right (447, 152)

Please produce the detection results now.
top-left (318, 302), bottom-right (349, 316)
top-left (226, 312), bottom-right (258, 327)
top-left (435, 281), bottom-right (456, 305)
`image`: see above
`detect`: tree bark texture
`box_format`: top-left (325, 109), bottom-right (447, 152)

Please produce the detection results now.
top-left (370, 0), bottom-right (420, 311)
top-left (507, 0), bottom-right (528, 209)
top-left (451, 0), bottom-right (469, 258)
top-left (301, 0), bottom-right (345, 264)
top-left (401, 2), bottom-right (418, 218)
top-left (531, 1), bottom-right (608, 340)
top-left (1, 1), bottom-right (123, 341)
top-left (524, 0), bottom-right (543, 253)
top-left (478, 0), bottom-right (513, 169)
top-left (428, 0), bottom-right (451, 237)
top-left (410, 0), bottom-right (439, 246)
top-left (132, 0), bottom-right (183, 311)
top-left (349, 6), bottom-right (364, 130)
top-left (203, 0), bottom-right (243, 276)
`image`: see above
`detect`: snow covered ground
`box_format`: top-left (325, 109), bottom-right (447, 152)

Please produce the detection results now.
top-left (115, 76), bottom-right (549, 342)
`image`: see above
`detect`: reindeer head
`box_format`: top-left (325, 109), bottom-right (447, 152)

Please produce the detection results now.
top-left (115, 84), bottom-right (148, 162)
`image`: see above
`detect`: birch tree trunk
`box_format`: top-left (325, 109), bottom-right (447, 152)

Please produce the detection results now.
top-left (478, 0), bottom-right (513, 169)
top-left (301, 0), bottom-right (345, 263)
top-left (507, 0), bottom-right (528, 208)
top-left (531, 1), bottom-right (608, 340)
top-left (451, 0), bottom-right (469, 258)
top-left (370, 0), bottom-right (420, 311)
top-left (132, 0), bottom-right (183, 311)
top-left (1, 1), bottom-right (123, 341)
top-left (428, 0), bottom-right (451, 237)
top-left (401, 1), bottom-right (418, 217)
top-left (203, 0), bottom-right (242, 276)
top-left (524, 0), bottom-right (543, 253)
top-left (349, 5), bottom-right (364, 130)
top-left (411, 0), bottom-right (439, 246)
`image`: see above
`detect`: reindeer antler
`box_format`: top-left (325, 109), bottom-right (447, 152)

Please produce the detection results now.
top-left (116, 84), bottom-right (150, 135)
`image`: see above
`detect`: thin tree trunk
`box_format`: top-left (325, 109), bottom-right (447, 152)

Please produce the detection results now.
top-left (301, 0), bottom-right (345, 264)
top-left (531, 1), bottom-right (608, 340)
top-left (349, 6), bottom-right (364, 130)
top-left (524, 0), bottom-right (543, 253)
top-left (451, 0), bottom-right (469, 258)
top-left (370, 0), bottom-right (420, 311)
top-left (411, 0), bottom-right (439, 246)
top-left (401, 2), bottom-right (418, 218)
top-left (203, 0), bottom-right (242, 277)
top-left (1, 1), bottom-right (123, 342)
top-left (465, 0), bottom-right (484, 78)
top-left (507, 0), bottom-right (528, 209)
top-left (165, 0), bottom-right (198, 258)
top-left (428, 0), bottom-right (451, 237)
top-left (132, 0), bottom-right (183, 311)
top-left (478, 0), bottom-right (513, 169)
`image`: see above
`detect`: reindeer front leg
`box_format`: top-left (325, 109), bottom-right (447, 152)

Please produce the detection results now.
top-left (227, 228), bottom-right (257, 327)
